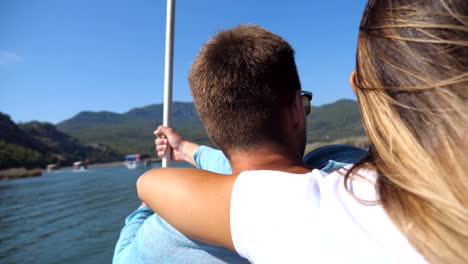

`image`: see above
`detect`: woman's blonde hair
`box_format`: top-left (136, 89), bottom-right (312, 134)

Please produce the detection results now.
top-left (348, 0), bottom-right (468, 263)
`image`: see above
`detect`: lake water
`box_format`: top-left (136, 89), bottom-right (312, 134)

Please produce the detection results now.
top-left (0, 162), bottom-right (190, 264)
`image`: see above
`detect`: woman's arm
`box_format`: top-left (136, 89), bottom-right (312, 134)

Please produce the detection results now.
top-left (137, 168), bottom-right (237, 250)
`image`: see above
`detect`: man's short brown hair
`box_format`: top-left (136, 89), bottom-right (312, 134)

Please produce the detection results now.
top-left (189, 25), bottom-right (301, 155)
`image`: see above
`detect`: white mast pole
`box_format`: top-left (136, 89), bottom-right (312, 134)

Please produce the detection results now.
top-left (162, 0), bottom-right (175, 168)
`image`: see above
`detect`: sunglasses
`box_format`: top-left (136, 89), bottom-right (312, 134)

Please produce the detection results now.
top-left (301, 91), bottom-right (313, 116)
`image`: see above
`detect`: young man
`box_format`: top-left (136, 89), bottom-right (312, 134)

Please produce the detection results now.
top-left (113, 25), bottom-right (365, 263)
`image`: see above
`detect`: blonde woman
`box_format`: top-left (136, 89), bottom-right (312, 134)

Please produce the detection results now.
top-left (137, 0), bottom-right (467, 263)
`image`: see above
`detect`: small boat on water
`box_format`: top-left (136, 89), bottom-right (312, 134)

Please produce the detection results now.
top-left (73, 161), bottom-right (88, 172)
top-left (124, 154), bottom-right (144, 169)
top-left (47, 164), bottom-right (60, 172)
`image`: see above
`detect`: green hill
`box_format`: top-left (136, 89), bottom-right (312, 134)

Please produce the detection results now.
top-left (57, 100), bottom-right (365, 155)
top-left (57, 102), bottom-right (207, 155)
top-left (0, 113), bottom-right (120, 169)
top-left (307, 99), bottom-right (365, 142)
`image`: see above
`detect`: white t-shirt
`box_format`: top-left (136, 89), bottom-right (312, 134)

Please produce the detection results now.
top-left (230, 165), bottom-right (427, 264)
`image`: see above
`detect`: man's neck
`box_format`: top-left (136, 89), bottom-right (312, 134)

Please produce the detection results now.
top-left (228, 144), bottom-right (313, 175)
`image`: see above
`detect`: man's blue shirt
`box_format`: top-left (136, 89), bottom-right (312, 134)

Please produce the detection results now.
top-left (113, 206), bottom-right (246, 263)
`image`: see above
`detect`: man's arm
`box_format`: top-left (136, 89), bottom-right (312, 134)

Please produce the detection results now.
top-left (113, 203), bottom-right (154, 263)
top-left (193, 146), bottom-right (232, 174)
top-left (137, 168), bottom-right (236, 250)
top-left (113, 201), bottom-right (248, 263)
top-left (154, 126), bottom-right (232, 174)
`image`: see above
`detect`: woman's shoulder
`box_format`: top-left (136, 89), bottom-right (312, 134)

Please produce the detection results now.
top-left (233, 165), bottom-right (378, 197)
top-left (230, 166), bottom-right (427, 264)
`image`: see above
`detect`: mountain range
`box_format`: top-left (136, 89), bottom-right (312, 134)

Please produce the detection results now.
top-left (57, 99), bottom-right (365, 155)
top-left (0, 99), bottom-right (365, 170)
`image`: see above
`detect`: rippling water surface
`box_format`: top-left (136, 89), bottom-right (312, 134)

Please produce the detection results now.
top-left (0, 163), bottom-right (189, 264)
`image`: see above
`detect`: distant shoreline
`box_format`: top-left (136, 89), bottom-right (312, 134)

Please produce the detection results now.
top-left (0, 168), bottom-right (42, 180)
top-left (89, 158), bottom-right (161, 168)
top-left (0, 158), bottom-right (163, 180)
top-left (88, 161), bottom-right (124, 168)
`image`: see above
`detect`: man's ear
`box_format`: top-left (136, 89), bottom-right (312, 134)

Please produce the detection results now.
top-left (350, 71), bottom-right (358, 94)
top-left (291, 90), bottom-right (303, 128)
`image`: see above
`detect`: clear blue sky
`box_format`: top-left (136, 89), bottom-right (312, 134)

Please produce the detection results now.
top-left (0, 0), bottom-right (367, 124)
